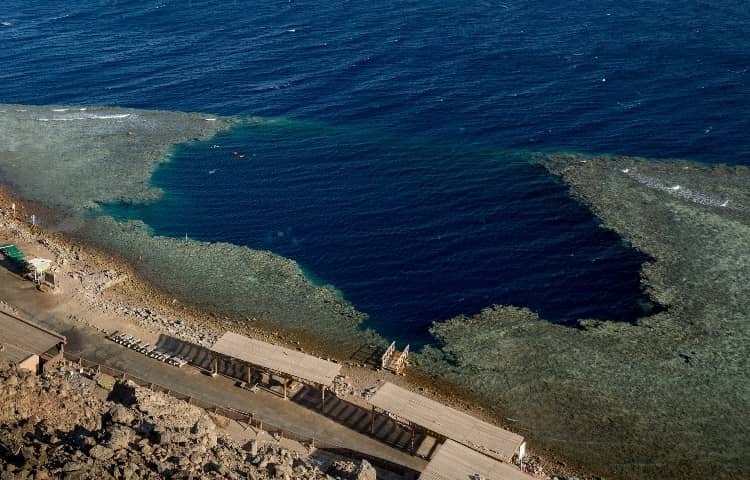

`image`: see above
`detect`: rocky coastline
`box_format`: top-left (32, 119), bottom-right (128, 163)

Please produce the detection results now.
top-left (0, 366), bottom-right (380, 480)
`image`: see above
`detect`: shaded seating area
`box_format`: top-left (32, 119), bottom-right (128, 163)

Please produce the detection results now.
top-left (419, 440), bottom-right (534, 480)
top-left (1, 245), bottom-right (57, 288)
top-left (210, 332), bottom-right (342, 406)
top-left (0, 244), bottom-right (27, 270)
top-left (368, 382), bottom-right (526, 463)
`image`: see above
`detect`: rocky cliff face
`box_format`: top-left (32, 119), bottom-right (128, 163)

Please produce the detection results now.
top-left (0, 367), bottom-right (376, 480)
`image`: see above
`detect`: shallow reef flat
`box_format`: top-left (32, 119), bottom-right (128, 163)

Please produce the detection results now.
top-left (75, 216), bottom-right (379, 350)
top-left (0, 104), bottom-right (383, 353)
top-left (0, 104), bottom-right (235, 211)
top-left (418, 154), bottom-right (750, 479)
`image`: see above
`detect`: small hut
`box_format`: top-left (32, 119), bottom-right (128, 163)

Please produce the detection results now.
top-left (26, 258), bottom-right (52, 286)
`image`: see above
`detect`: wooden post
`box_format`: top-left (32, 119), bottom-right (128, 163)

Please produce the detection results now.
top-left (382, 341), bottom-right (395, 369)
top-left (283, 377), bottom-right (288, 400)
top-left (370, 406), bottom-right (376, 434)
top-left (247, 365), bottom-right (253, 384)
top-left (320, 385), bottom-right (326, 409)
top-left (410, 424), bottom-right (415, 452)
top-left (211, 356), bottom-right (218, 377)
top-left (517, 441), bottom-right (527, 463)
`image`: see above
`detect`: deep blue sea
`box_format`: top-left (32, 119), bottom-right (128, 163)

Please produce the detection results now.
top-left (2, 1), bottom-right (749, 344)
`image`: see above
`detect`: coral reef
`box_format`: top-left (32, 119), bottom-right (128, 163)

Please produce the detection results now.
top-left (418, 154), bottom-right (750, 479)
top-left (0, 104), bottom-right (234, 212)
top-left (0, 104), bottom-right (383, 355)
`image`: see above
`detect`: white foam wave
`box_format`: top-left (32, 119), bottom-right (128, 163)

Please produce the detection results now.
top-left (622, 169), bottom-right (732, 208)
top-left (90, 113), bottom-right (131, 119)
top-left (36, 112), bottom-right (132, 122)
top-left (1, 21), bottom-right (12, 27)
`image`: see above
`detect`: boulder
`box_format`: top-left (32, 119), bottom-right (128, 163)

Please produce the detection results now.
top-left (151, 426), bottom-right (170, 445)
top-left (191, 415), bottom-right (214, 436)
top-left (171, 432), bottom-right (190, 445)
top-left (106, 405), bottom-right (135, 426)
top-left (106, 425), bottom-right (134, 450)
top-left (88, 445), bottom-right (114, 461)
top-left (119, 464), bottom-right (137, 480)
top-left (204, 461), bottom-right (226, 475)
top-left (355, 460), bottom-right (377, 480)
top-left (247, 440), bottom-right (258, 457)
top-left (107, 381), bottom-right (137, 407)
top-left (62, 461), bottom-right (82, 472)
top-left (191, 415), bottom-right (217, 449)
top-left (273, 463), bottom-right (293, 480)
top-left (189, 452), bottom-right (203, 465)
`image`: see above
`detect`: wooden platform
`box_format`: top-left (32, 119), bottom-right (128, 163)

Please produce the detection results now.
top-left (210, 332), bottom-right (341, 387)
top-left (369, 382), bottom-right (524, 462)
top-left (419, 440), bottom-right (534, 480)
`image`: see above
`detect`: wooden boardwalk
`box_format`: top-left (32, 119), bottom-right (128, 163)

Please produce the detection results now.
top-left (369, 382), bottom-right (525, 462)
top-left (419, 440), bottom-right (534, 480)
top-left (211, 331), bottom-right (341, 387)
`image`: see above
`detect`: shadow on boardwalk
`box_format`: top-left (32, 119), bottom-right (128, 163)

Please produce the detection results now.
top-left (152, 335), bottom-right (438, 458)
top-left (348, 343), bottom-right (385, 369)
top-left (292, 385), bottom-right (430, 453)
top-left (154, 334), bottom-right (212, 365)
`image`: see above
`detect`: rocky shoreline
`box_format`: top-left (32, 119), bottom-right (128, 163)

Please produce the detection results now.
top-left (0, 366), bottom-right (380, 480)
